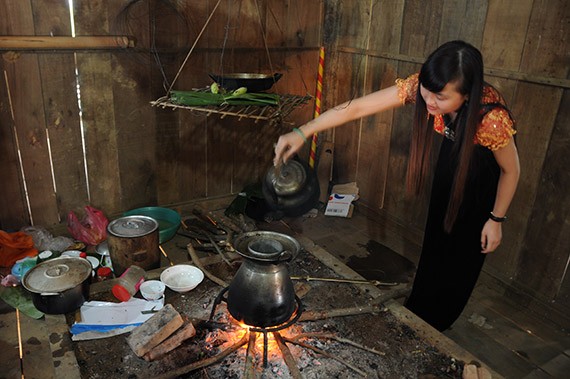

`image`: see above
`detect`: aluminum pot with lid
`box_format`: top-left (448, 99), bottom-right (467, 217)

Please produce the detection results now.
top-left (107, 215), bottom-right (159, 276)
top-left (227, 231), bottom-right (301, 327)
top-left (22, 256), bottom-right (92, 314)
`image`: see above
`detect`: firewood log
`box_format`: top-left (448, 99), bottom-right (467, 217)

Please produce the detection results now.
top-left (143, 320), bottom-right (197, 361)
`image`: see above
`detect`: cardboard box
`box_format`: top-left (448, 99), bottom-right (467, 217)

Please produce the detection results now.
top-left (324, 182), bottom-right (359, 218)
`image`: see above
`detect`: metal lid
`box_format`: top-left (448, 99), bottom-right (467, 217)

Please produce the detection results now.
top-left (22, 256), bottom-right (92, 294)
top-left (234, 231), bottom-right (301, 262)
top-left (107, 215), bottom-right (158, 238)
top-left (266, 160), bottom-right (307, 196)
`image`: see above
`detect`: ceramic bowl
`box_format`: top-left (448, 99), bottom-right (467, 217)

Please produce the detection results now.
top-left (160, 265), bottom-right (204, 293)
top-left (86, 256), bottom-right (100, 270)
top-left (140, 280), bottom-right (166, 300)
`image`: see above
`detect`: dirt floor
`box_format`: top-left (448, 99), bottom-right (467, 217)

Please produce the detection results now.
top-left (72, 246), bottom-right (465, 378)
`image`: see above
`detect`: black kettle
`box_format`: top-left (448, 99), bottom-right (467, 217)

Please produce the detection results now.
top-left (227, 231), bottom-right (301, 327)
top-left (262, 158), bottom-right (320, 217)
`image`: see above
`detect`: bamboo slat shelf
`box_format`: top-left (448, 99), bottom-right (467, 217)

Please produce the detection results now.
top-left (150, 93), bottom-right (312, 125)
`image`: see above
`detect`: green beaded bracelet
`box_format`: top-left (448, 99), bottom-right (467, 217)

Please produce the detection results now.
top-left (292, 127), bottom-right (308, 143)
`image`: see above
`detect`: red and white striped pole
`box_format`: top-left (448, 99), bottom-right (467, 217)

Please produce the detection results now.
top-left (309, 46), bottom-right (325, 169)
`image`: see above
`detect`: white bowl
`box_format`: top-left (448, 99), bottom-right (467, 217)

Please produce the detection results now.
top-left (61, 250), bottom-right (82, 257)
top-left (140, 280), bottom-right (166, 300)
top-left (160, 264), bottom-right (204, 293)
top-left (86, 256), bottom-right (100, 269)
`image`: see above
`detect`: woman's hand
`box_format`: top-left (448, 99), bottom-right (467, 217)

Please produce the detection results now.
top-left (273, 129), bottom-right (307, 166)
top-left (481, 219), bottom-right (502, 253)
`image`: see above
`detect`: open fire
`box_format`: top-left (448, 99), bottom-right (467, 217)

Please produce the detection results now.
top-left (203, 311), bottom-right (308, 374)
top-left (205, 285), bottom-right (305, 372)
top-left (159, 283), bottom-right (396, 379)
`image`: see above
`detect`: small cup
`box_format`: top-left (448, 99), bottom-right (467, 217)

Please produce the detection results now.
top-left (140, 280), bottom-right (166, 300)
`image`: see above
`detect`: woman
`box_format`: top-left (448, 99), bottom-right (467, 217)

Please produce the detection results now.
top-left (273, 40), bottom-right (520, 331)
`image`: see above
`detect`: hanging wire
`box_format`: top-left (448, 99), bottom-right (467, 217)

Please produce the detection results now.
top-left (218, 0), bottom-right (238, 76)
top-left (112, 0), bottom-right (191, 92)
top-left (167, 0), bottom-right (224, 94)
top-left (254, 0), bottom-right (275, 77)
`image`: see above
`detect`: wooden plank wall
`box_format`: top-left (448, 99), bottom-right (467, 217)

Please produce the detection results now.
top-left (0, 0), bottom-right (322, 229)
top-left (322, 0), bottom-right (570, 324)
top-left (1, 0), bottom-right (568, 327)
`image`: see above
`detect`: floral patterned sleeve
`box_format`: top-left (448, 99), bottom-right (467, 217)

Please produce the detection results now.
top-left (395, 73), bottom-right (419, 105)
top-left (476, 107), bottom-right (516, 150)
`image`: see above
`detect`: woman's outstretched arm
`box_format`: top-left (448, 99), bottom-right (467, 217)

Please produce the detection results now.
top-left (274, 85), bottom-right (403, 165)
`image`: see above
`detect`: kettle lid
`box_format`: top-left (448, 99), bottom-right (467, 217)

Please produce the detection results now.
top-left (265, 160), bottom-right (307, 196)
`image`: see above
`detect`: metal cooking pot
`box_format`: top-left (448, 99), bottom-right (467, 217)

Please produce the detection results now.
top-left (227, 231), bottom-right (301, 327)
top-left (262, 159), bottom-right (320, 217)
top-left (107, 215), bottom-right (159, 277)
top-left (22, 256), bottom-right (92, 314)
top-left (208, 73), bottom-right (282, 92)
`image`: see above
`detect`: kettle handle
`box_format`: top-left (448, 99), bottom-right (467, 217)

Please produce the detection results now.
top-left (278, 250), bottom-right (293, 262)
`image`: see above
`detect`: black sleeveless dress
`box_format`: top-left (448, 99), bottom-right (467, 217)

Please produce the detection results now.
top-left (404, 119), bottom-right (501, 331)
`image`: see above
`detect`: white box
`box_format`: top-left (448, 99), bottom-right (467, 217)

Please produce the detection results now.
top-left (324, 182), bottom-right (359, 218)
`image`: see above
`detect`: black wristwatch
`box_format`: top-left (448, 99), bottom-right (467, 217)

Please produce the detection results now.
top-left (489, 212), bottom-right (507, 222)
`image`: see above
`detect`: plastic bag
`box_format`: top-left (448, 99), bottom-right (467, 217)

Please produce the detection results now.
top-left (67, 206), bottom-right (109, 246)
top-left (20, 225), bottom-right (75, 252)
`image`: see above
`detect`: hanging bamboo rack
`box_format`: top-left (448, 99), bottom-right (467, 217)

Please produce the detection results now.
top-left (150, 92), bottom-right (312, 125)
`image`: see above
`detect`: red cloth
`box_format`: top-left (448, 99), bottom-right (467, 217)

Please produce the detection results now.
top-left (0, 230), bottom-right (38, 267)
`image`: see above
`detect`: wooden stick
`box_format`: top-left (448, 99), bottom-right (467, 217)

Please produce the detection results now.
top-left (0, 36), bottom-right (135, 50)
top-left (299, 287), bottom-right (410, 321)
top-left (273, 332), bottom-right (302, 379)
top-left (282, 337), bottom-right (367, 377)
top-left (288, 332), bottom-right (386, 357)
top-left (299, 305), bottom-right (382, 321)
top-left (291, 275), bottom-right (398, 286)
top-left (243, 331), bottom-right (257, 379)
top-left (187, 244), bottom-right (228, 287)
top-left (152, 332), bottom-right (248, 379)
top-left (143, 320), bottom-right (196, 361)
top-left (159, 245), bottom-right (174, 266)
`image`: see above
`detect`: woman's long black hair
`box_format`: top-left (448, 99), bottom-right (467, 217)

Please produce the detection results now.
top-left (406, 40), bottom-right (484, 233)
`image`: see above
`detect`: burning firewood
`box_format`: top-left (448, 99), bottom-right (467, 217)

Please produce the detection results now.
top-left (243, 331), bottom-right (258, 379)
top-left (273, 331), bottom-right (302, 379)
top-left (282, 335), bottom-right (367, 377)
top-left (153, 331), bottom-right (249, 379)
top-left (287, 332), bottom-right (386, 356)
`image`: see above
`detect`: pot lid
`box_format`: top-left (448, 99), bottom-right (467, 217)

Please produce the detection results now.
top-left (266, 160), bottom-right (307, 196)
top-left (22, 256), bottom-right (92, 294)
top-left (234, 231), bottom-right (301, 261)
top-left (107, 215), bottom-right (158, 238)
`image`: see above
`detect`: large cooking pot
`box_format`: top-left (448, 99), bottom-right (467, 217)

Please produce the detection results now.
top-left (227, 231), bottom-right (301, 327)
top-left (262, 158), bottom-right (320, 217)
top-left (107, 215), bottom-right (160, 277)
top-left (22, 256), bottom-right (92, 314)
